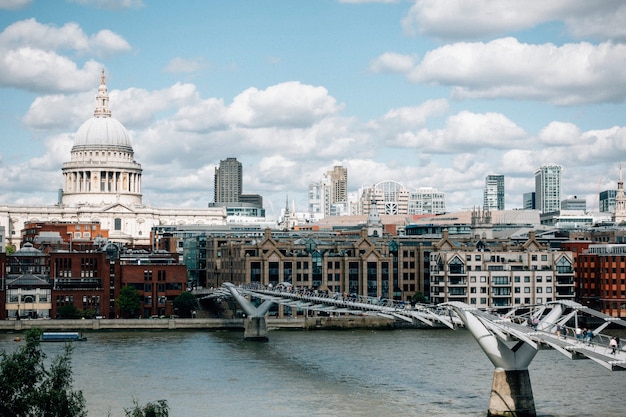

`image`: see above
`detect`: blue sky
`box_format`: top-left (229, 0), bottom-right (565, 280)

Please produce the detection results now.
top-left (1, 0), bottom-right (626, 217)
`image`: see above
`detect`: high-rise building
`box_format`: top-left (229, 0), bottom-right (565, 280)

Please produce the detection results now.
top-left (599, 189), bottom-right (617, 213)
top-left (483, 174), bottom-right (504, 210)
top-left (316, 165), bottom-right (348, 217)
top-left (523, 192), bottom-right (536, 210)
top-left (534, 164), bottom-right (561, 214)
top-left (214, 157), bottom-right (242, 203)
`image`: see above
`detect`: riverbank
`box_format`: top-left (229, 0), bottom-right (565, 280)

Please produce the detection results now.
top-left (0, 315), bottom-right (398, 333)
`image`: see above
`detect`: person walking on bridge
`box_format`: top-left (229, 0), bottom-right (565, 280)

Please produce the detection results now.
top-left (610, 336), bottom-right (618, 355)
top-left (575, 327), bottom-right (582, 343)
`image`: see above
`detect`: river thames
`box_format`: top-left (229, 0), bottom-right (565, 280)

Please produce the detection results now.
top-left (1, 328), bottom-right (624, 417)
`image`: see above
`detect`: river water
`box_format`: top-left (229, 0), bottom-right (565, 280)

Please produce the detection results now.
top-left (1, 328), bottom-right (624, 417)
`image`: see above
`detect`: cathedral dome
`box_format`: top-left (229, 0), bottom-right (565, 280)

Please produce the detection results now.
top-left (74, 116), bottom-right (131, 149)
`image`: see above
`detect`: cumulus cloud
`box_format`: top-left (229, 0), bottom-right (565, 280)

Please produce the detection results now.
top-left (373, 38), bottom-right (626, 105)
top-left (369, 52), bottom-right (419, 74)
top-left (0, 19), bottom-right (130, 93)
top-left (111, 83), bottom-right (199, 128)
top-left (228, 82), bottom-right (344, 128)
top-left (385, 110), bottom-right (527, 152)
top-left (402, 0), bottom-right (626, 41)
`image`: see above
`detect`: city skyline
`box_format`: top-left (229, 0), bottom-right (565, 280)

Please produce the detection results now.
top-left (1, 1), bottom-right (626, 218)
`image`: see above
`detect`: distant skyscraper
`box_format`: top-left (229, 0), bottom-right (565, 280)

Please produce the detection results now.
top-left (320, 166), bottom-right (348, 216)
top-left (534, 164), bottom-right (561, 214)
top-left (599, 189), bottom-right (617, 213)
top-left (308, 182), bottom-right (322, 213)
top-left (214, 157), bottom-right (242, 203)
top-left (523, 192), bottom-right (536, 210)
top-left (483, 174), bottom-right (504, 210)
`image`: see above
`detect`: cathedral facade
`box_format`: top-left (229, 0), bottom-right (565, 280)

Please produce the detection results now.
top-left (0, 72), bottom-right (225, 249)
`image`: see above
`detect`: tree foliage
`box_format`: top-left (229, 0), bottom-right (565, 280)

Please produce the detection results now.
top-left (124, 398), bottom-right (169, 417)
top-left (0, 328), bottom-right (86, 417)
top-left (172, 291), bottom-right (199, 317)
top-left (57, 304), bottom-right (81, 319)
top-left (118, 285), bottom-right (142, 318)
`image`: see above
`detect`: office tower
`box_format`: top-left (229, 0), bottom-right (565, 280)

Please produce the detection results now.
top-left (320, 166), bottom-right (348, 216)
top-left (214, 157), bottom-right (242, 203)
top-left (483, 174), bottom-right (504, 210)
top-left (534, 164), bottom-right (561, 214)
top-left (523, 192), bottom-right (536, 210)
top-left (308, 182), bottom-right (322, 213)
top-left (599, 190), bottom-right (617, 213)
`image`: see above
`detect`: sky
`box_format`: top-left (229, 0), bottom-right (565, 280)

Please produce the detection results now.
top-left (1, 0), bottom-right (626, 218)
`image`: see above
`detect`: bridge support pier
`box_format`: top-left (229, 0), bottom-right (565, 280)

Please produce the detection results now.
top-left (224, 283), bottom-right (274, 342)
top-left (448, 303), bottom-right (538, 417)
top-left (244, 316), bottom-right (268, 342)
top-left (488, 368), bottom-right (536, 417)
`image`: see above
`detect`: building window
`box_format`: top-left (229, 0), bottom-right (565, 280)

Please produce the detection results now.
top-left (114, 218), bottom-right (122, 230)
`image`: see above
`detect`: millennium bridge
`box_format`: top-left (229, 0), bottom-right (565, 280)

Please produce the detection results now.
top-left (197, 283), bottom-right (625, 417)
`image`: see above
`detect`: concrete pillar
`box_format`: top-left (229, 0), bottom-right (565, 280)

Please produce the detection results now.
top-left (488, 368), bottom-right (536, 417)
top-left (243, 316), bottom-right (268, 342)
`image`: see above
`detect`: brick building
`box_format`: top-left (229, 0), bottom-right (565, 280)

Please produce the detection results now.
top-left (1, 242), bottom-right (186, 320)
top-left (575, 243), bottom-right (626, 317)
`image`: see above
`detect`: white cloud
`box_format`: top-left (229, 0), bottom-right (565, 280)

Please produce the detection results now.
top-left (538, 121), bottom-right (581, 145)
top-left (386, 110), bottom-right (527, 152)
top-left (369, 52), bottom-right (418, 74)
top-left (111, 83), bottom-right (199, 128)
top-left (402, 0), bottom-right (626, 41)
top-left (0, 19), bottom-right (130, 93)
top-left (228, 82), bottom-right (344, 128)
top-left (23, 91), bottom-right (94, 130)
top-left (374, 38), bottom-right (626, 105)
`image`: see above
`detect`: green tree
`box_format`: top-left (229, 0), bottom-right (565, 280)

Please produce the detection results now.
top-left (57, 304), bottom-right (81, 319)
top-left (411, 291), bottom-right (428, 304)
top-left (124, 398), bottom-right (169, 417)
top-left (172, 291), bottom-right (199, 318)
top-left (118, 285), bottom-right (142, 318)
top-left (0, 328), bottom-right (86, 417)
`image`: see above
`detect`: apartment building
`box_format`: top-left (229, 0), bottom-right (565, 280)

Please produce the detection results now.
top-left (429, 231), bottom-right (575, 308)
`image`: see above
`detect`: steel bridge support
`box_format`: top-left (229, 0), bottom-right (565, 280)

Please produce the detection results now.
top-left (449, 304), bottom-right (538, 417)
top-left (225, 283), bottom-right (274, 341)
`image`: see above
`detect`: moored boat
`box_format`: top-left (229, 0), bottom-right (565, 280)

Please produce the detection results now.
top-left (40, 332), bottom-right (87, 342)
